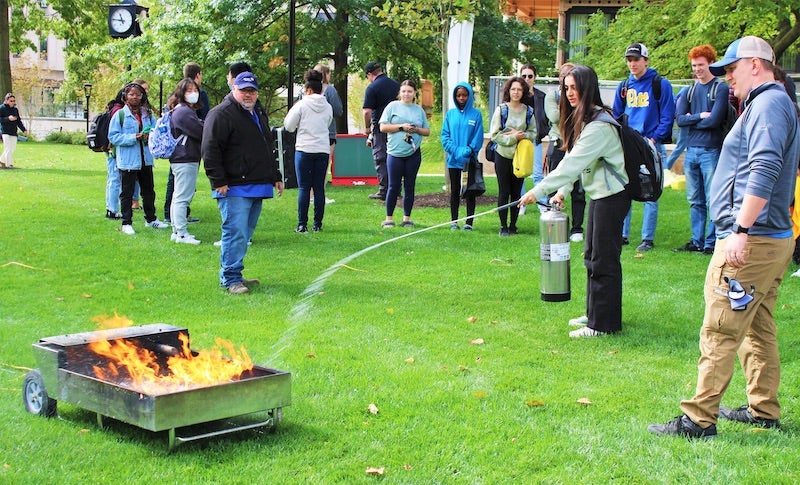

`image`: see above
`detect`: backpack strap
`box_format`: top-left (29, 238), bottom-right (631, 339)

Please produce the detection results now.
top-left (652, 75), bottom-right (661, 102)
top-left (592, 111), bottom-right (628, 189)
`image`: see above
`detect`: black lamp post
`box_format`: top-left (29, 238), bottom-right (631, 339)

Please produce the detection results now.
top-left (83, 83), bottom-right (93, 132)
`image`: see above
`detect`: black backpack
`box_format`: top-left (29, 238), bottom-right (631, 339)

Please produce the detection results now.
top-left (87, 110), bottom-right (113, 152)
top-left (687, 78), bottom-right (738, 138)
top-left (596, 111), bottom-right (663, 202)
top-left (619, 74), bottom-right (672, 143)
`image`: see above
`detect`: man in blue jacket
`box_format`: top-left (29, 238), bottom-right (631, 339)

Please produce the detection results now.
top-left (613, 43), bottom-right (675, 252)
top-left (648, 36), bottom-right (800, 438)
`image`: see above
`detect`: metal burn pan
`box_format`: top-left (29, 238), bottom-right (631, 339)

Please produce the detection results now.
top-left (22, 324), bottom-right (291, 450)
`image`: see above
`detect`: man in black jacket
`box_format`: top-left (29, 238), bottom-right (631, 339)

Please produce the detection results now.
top-left (202, 71), bottom-right (283, 294)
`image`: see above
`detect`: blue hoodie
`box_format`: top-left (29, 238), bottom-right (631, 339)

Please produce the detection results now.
top-left (441, 82), bottom-right (484, 170)
top-left (612, 67), bottom-right (675, 143)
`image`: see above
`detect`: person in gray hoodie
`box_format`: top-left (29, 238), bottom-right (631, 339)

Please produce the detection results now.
top-left (284, 69), bottom-right (334, 233)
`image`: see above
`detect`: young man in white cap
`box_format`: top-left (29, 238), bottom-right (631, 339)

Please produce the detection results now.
top-left (648, 36), bottom-right (800, 438)
top-left (612, 42), bottom-right (675, 252)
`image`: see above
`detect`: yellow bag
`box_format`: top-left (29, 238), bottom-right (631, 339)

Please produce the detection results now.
top-left (512, 138), bottom-right (534, 178)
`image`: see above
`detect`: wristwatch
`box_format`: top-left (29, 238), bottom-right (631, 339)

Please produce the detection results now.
top-left (732, 223), bottom-right (750, 234)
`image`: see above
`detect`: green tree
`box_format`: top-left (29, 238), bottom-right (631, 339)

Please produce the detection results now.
top-left (580, 0), bottom-right (800, 80)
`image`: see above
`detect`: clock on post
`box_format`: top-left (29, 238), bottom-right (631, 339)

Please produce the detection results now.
top-left (108, 0), bottom-right (149, 38)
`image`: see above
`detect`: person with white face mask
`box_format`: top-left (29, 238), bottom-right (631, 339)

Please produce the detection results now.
top-left (166, 78), bottom-right (205, 244)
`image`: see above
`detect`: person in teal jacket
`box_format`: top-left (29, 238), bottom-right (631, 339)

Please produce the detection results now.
top-left (441, 82), bottom-right (483, 230)
top-left (108, 82), bottom-right (169, 235)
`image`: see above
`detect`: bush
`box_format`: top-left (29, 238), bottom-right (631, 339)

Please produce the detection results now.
top-left (44, 130), bottom-right (87, 145)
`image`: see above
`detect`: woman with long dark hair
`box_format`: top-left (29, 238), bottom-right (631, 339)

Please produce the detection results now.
top-left (489, 76), bottom-right (536, 236)
top-left (166, 78), bottom-right (205, 244)
top-left (520, 65), bottom-right (630, 338)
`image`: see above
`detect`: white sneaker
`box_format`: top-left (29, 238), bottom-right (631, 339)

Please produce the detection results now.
top-left (170, 233), bottom-right (177, 241)
top-left (121, 225), bottom-right (135, 235)
top-left (325, 197), bottom-right (335, 204)
top-left (792, 268), bottom-right (800, 278)
top-left (570, 233), bottom-right (584, 243)
top-left (146, 219), bottom-right (170, 229)
top-left (175, 234), bottom-right (201, 245)
top-left (568, 315), bottom-right (589, 327)
top-left (569, 326), bottom-right (607, 338)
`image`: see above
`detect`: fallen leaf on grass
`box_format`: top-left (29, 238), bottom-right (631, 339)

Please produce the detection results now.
top-left (633, 253), bottom-right (644, 259)
top-left (526, 399), bottom-right (545, 407)
top-left (467, 316), bottom-right (478, 323)
top-left (4, 464), bottom-right (11, 470)
top-left (609, 350), bottom-right (619, 355)
top-left (403, 464), bottom-right (412, 470)
top-left (127, 282), bottom-right (135, 290)
top-left (79, 429), bottom-right (90, 434)
top-left (367, 403), bottom-right (379, 414)
top-left (473, 391), bottom-right (487, 398)
top-left (386, 308), bottom-right (394, 314)
top-left (306, 353), bottom-right (316, 358)
top-left (469, 338), bottom-right (484, 345)
top-left (366, 467), bottom-right (385, 476)
top-left (458, 365), bottom-right (469, 372)
top-left (577, 398), bottom-right (592, 405)
top-left (404, 357), bottom-right (415, 364)
top-left (475, 356), bottom-right (482, 362)
top-left (748, 428), bottom-right (771, 434)
top-left (82, 293), bottom-right (92, 299)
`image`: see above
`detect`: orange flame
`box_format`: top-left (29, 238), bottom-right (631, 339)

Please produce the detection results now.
top-left (87, 320), bottom-right (253, 395)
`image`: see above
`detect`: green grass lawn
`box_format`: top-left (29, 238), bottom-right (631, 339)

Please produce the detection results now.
top-left (1, 142), bottom-right (799, 483)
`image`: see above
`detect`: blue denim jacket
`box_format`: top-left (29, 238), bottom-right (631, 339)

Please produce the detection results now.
top-left (109, 105), bottom-right (156, 170)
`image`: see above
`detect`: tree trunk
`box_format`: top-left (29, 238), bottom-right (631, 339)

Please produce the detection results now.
top-left (0, 0), bottom-right (12, 96)
top-left (441, 21), bottom-right (450, 191)
top-left (333, 10), bottom-right (350, 135)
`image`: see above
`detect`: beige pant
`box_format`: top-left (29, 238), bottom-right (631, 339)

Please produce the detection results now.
top-left (0, 134), bottom-right (17, 166)
top-left (681, 235), bottom-right (793, 427)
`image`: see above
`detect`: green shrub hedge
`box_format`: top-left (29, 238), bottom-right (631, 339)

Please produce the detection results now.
top-left (44, 130), bottom-right (87, 145)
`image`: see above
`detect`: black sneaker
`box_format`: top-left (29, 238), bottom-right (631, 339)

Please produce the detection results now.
top-left (636, 240), bottom-right (654, 252)
top-left (702, 247), bottom-right (714, 255)
top-left (508, 226), bottom-right (519, 235)
top-left (499, 228), bottom-right (509, 237)
top-left (105, 210), bottom-right (122, 220)
top-left (719, 405), bottom-right (779, 428)
top-left (674, 242), bottom-right (702, 252)
top-left (368, 192), bottom-right (386, 200)
top-left (312, 224), bottom-right (322, 233)
top-left (647, 414), bottom-right (716, 438)
top-left (295, 225), bottom-right (308, 233)
top-left (622, 237), bottom-right (629, 245)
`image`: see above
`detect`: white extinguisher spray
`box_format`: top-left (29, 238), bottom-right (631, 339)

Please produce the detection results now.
top-left (539, 205), bottom-right (571, 301)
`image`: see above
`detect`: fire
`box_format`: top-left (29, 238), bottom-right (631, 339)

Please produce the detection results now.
top-left (88, 331), bottom-right (254, 395)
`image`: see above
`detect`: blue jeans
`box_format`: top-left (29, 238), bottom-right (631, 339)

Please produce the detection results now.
top-left (106, 154), bottom-right (121, 213)
top-left (217, 196), bottom-right (262, 287)
top-left (665, 126), bottom-right (688, 170)
top-left (684, 146), bottom-right (719, 249)
top-left (295, 151), bottom-right (329, 227)
top-left (623, 143), bottom-right (666, 241)
top-left (386, 149), bottom-right (421, 217)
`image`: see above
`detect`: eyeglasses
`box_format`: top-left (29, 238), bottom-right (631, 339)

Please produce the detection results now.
top-left (521, 74), bottom-right (535, 79)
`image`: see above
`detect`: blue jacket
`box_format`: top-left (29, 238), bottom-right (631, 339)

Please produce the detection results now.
top-left (612, 67), bottom-right (675, 143)
top-left (109, 105), bottom-right (156, 170)
top-left (441, 82), bottom-right (484, 170)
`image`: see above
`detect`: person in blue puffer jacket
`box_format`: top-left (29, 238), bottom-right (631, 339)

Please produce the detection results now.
top-left (441, 82), bottom-right (484, 231)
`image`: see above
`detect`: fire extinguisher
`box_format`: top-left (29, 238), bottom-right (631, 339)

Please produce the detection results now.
top-left (539, 205), bottom-right (571, 301)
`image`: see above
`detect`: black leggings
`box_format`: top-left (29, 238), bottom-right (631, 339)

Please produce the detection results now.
top-left (494, 154), bottom-right (524, 229)
top-left (448, 168), bottom-right (476, 226)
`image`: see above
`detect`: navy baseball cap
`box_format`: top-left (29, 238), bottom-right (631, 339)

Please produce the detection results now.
top-left (233, 72), bottom-right (259, 90)
top-left (709, 36), bottom-right (775, 76)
